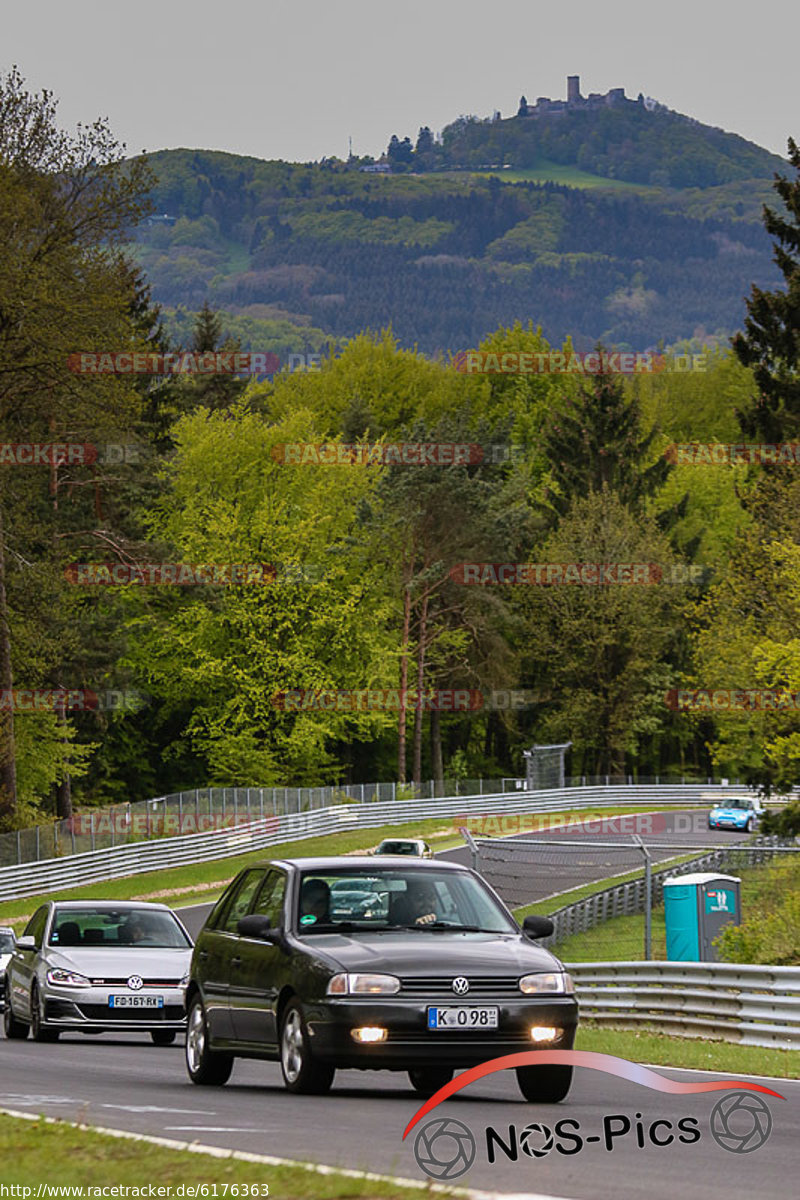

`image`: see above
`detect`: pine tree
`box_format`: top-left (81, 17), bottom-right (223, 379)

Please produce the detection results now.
top-left (539, 360), bottom-right (671, 523)
top-left (733, 138), bottom-right (800, 440)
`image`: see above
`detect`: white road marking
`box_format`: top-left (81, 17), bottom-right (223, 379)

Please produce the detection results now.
top-left (164, 1126), bottom-right (269, 1133)
top-left (0, 1104), bottom-right (579, 1200)
top-left (101, 1104), bottom-right (216, 1114)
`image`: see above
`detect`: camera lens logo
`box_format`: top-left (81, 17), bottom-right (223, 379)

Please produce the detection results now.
top-left (709, 1091), bottom-right (773, 1153)
top-left (413, 1117), bottom-right (476, 1180)
top-left (520, 1122), bottom-right (555, 1157)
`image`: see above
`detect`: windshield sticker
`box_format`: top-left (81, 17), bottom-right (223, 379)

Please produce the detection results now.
top-left (300, 914), bottom-right (317, 925)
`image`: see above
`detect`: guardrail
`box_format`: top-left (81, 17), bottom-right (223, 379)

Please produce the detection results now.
top-left (568, 961), bottom-right (800, 1049)
top-left (2, 774), bottom-right (765, 868)
top-left (539, 840), bottom-right (792, 948)
top-left (0, 783), bottom-right (765, 902)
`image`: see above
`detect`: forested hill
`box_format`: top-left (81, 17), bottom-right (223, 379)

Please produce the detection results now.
top-left (429, 100), bottom-right (786, 187)
top-left (132, 100), bottom-right (788, 354)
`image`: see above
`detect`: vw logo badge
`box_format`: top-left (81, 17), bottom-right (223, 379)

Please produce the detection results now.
top-left (127, 975), bottom-right (143, 991)
top-left (451, 976), bottom-right (469, 996)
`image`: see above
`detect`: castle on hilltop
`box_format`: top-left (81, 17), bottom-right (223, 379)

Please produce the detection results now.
top-left (517, 75), bottom-right (651, 118)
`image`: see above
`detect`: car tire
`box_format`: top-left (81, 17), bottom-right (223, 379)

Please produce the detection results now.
top-left (745, 817), bottom-right (754, 833)
top-left (408, 1067), bottom-right (453, 1097)
top-left (3, 1001), bottom-right (29, 1040)
top-left (185, 996), bottom-right (234, 1086)
top-left (516, 1063), bottom-right (573, 1103)
top-left (30, 985), bottom-right (59, 1043)
top-left (151, 1029), bottom-right (177, 1046)
top-left (280, 1001), bottom-right (335, 1095)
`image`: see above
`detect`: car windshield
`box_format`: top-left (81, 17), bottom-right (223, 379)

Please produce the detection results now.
top-left (48, 907), bottom-right (191, 949)
top-left (724, 800), bottom-right (750, 810)
top-left (0, 931), bottom-right (15, 953)
top-left (377, 841), bottom-right (418, 854)
top-left (296, 869), bottom-right (516, 934)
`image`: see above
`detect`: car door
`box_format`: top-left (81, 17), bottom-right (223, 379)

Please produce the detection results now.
top-left (229, 869), bottom-right (288, 1047)
top-left (11, 905), bottom-right (49, 1018)
top-left (198, 869), bottom-right (266, 1041)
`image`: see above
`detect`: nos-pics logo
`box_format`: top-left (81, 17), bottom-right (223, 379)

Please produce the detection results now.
top-left (404, 1052), bottom-right (783, 1182)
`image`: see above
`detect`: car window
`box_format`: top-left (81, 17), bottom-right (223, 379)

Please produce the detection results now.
top-left (0, 929), bottom-right (17, 953)
top-left (23, 906), bottom-right (49, 948)
top-left (218, 870), bottom-right (266, 934)
top-left (48, 907), bottom-right (190, 948)
top-left (251, 870), bottom-right (286, 925)
top-left (295, 868), bottom-right (516, 934)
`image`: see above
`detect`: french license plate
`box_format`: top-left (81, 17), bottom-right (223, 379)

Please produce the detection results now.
top-left (427, 1005), bottom-right (498, 1030)
top-left (109, 995), bottom-right (164, 1008)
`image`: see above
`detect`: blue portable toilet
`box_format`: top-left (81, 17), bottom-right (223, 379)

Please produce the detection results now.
top-left (663, 872), bottom-right (741, 961)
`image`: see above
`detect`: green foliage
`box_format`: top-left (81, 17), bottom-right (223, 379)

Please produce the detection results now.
top-left (715, 856), bottom-right (800, 964)
top-left (760, 801), bottom-right (800, 837)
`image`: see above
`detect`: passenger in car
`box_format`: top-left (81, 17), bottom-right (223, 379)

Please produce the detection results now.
top-left (300, 879), bottom-right (331, 923)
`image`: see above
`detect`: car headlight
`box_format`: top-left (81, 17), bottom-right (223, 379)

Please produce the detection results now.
top-left (519, 972), bottom-right (573, 995)
top-left (179, 974), bottom-right (190, 988)
top-left (47, 967), bottom-right (91, 988)
top-left (327, 973), bottom-right (400, 996)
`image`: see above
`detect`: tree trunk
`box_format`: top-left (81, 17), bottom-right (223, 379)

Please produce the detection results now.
top-left (397, 557), bottom-right (413, 783)
top-left (412, 589), bottom-right (429, 785)
top-left (0, 504), bottom-right (17, 820)
top-left (430, 704), bottom-right (444, 795)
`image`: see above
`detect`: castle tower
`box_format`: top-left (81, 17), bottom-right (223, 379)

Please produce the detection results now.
top-left (567, 75), bottom-right (581, 103)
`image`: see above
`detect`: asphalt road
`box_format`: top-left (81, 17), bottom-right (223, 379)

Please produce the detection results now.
top-left (0, 1035), bottom-right (795, 1199)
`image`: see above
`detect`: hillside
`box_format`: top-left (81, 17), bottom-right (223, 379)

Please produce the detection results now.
top-left (130, 95), bottom-right (788, 353)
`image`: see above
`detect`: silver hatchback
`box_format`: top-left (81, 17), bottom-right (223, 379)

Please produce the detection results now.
top-left (3, 900), bottom-right (192, 1044)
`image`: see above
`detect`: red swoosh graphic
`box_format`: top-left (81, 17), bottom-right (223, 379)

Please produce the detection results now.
top-left (402, 1050), bottom-right (785, 1140)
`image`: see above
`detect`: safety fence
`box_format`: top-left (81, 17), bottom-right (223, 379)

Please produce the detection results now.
top-left (567, 961), bottom-right (800, 1049)
top-left (0, 782), bottom-right (767, 901)
top-left (1, 774), bottom-right (763, 869)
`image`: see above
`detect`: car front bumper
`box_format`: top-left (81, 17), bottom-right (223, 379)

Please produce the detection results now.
top-left (304, 995), bottom-right (578, 1069)
top-left (42, 985), bottom-right (187, 1032)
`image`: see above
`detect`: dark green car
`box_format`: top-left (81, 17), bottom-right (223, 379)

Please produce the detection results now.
top-left (184, 856), bottom-right (578, 1101)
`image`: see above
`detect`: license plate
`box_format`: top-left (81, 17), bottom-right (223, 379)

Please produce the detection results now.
top-left (109, 995), bottom-right (164, 1008)
top-left (427, 1006), bottom-right (498, 1030)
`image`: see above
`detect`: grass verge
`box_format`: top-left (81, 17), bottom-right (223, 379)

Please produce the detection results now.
top-left (0, 1112), bottom-right (439, 1197)
top-left (576, 1023), bottom-right (800, 1079)
top-left (0, 805), bottom-right (675, 929)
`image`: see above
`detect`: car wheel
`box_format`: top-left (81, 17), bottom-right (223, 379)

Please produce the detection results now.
top-left (3, 1000), bottom-right (29, 1040)
top-left (30, 985), bottom-right (59, 1043)
top-left (280, 1001), bottom-right (335, 1095)
top-left (408, 1067), bottom-right (453, 1097)
top-left (745, 816), bottom-right (754, 833)
top-left (516, 1063), bottom-right (573, 1103)
top-left (151, 1029), bottom-right (177, 1046)
top-left (185, 996), bottom-right (233, 1086)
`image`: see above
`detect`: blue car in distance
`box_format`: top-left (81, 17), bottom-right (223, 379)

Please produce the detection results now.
top-left (708, 796), bottom-right (764, 833)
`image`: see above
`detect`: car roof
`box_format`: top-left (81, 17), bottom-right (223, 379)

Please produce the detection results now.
top-left (48, 900), bottom-right (173, 911)
top-left (270, 856), bottom-right (464, 872)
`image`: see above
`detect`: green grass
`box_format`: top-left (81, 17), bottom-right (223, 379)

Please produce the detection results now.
top-left (0, 804), bottom-right (682, 928)
top-left (576, 1024), bottom-right (800, 1079)
top-left (0, 1113), bottom-right (439, 1196)
top-left (466, 162), bottom-right (653, 191)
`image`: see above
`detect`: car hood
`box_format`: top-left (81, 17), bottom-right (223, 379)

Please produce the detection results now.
top-left (47, 947), bottom-right (192, 977)
top-left (711, 807), bottom-right (751, 818)
top-left (301, 930), bottom-right (562, 975)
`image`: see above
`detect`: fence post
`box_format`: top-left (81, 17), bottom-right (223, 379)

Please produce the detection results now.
top-left (90, 813), bottom-right (95, 852)
top-left (36, 824), bottom-right (40, 861)
top-left (70, 820), bottom-right (75, 855)
top-left (635, 836), bottom-right (652, 960)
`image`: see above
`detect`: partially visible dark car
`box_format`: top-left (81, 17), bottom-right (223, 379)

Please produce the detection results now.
top-left (184, 856), bottom-right (577, 1101)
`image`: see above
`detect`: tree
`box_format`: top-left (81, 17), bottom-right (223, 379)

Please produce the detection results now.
top-left (732, 138), bottom-right (800, 441)
top-left (0, 66), bottom-right (152, 824)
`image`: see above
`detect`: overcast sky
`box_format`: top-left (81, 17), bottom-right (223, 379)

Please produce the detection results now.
top-left (3, 0), bottom-right (797, 163)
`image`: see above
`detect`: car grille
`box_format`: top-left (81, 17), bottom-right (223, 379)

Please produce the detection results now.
top-left (87, 978), bottom-right (183, 987)
top-left (76, 1004), bottom-right (185, 1021)
top-left (398, 975), bottom-right (522, 997)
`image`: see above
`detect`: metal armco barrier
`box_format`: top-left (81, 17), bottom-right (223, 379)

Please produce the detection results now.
top-left (0, 783), bottom-right (765, 901)
top-left (567, 961), bottom-right (800, 1049)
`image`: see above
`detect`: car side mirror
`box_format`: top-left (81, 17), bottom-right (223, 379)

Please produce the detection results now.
top-left (237, 914), bottom-right (279, 942)
top-left (522, 915), bottom-right (555, 939)
top-left (16, 935), bottom-right (36, 950)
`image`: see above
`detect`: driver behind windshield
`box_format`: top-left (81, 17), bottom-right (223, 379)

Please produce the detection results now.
top-left (392, 879), bottom-right (439, 926)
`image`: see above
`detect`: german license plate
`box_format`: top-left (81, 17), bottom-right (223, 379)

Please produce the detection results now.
top-left (427, 1006), bottom-right (498, 1030)
top-left (109, 995), bottom-right (164, 1008)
